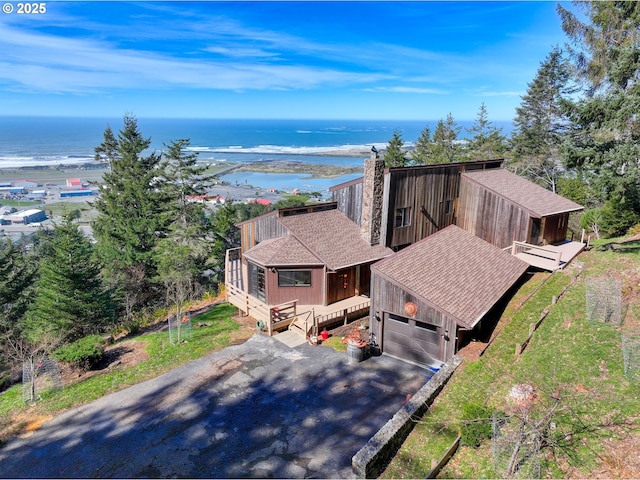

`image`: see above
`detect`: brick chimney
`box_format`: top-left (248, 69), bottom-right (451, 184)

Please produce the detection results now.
top-left (360, 151), bottom-right (385, 245)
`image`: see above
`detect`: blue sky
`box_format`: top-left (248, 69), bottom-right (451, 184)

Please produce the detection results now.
top-left (1, 1), bottom-right (572, 121)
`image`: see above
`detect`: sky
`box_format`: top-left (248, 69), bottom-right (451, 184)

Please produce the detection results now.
top-left (0, 1), bottom-right (574, 121)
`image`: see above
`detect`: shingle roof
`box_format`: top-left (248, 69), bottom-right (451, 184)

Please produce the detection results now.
top-left (372, 225), bottom-right (529, 329)
top-left (243, 236), bottom-right (323, 267)
top-left (462, 169), bottom-right (583, 217)
top-left (278, 209), bottom-right (393, 270)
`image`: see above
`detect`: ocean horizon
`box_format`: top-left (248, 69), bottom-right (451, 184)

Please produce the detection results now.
top-left (0, 116), bottom-right (515, 170)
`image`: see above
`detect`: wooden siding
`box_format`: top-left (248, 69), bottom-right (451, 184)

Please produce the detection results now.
top-left (330, 160), bottom-right (503, 249)
top-left (457, 176), bottom-right (531, 249)
top-left (264, 266), bottom-right (325, 306)
top-left (542, 213), bottom-right (570, 245)
top-left (369, 273), bottom-right (457, 363)
top-left (331, 180), bottom-right (363, 226)
top-left (383, 165), bottom-right (462, 249)
top-left (239, 212), bottom-right (287, 253)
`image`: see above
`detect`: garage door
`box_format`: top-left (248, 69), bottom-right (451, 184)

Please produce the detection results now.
top-left (383, 313), bottom-right (442, 367)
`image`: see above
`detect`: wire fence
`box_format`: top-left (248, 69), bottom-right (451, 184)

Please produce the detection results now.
top-left (22, 355), bottom-right (63, 404)
top-left (585, 277), bottom-right (622, 325)
top-left (168, 312), bottom-right (193, 345)
top-left (622, 333), bottom-right (640, 383)
top-left (492, 413), bottom-right (541, 479)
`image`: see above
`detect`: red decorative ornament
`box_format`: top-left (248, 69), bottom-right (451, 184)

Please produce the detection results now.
top-left (404, 302), bottom-right (418, 316)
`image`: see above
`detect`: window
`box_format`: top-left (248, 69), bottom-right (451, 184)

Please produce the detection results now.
top-left (278, 270), bottom-right (312, 287)
top-left (394, 207), bottom-right (411, 228)
top-left (248, 263), bottom-right (266, 302)
top-left (558, 215), bottom-right (566, 230)
top-left (388, 313), bottom-right (409, 324)
top-left (444, 199), bottom-right (453, 215)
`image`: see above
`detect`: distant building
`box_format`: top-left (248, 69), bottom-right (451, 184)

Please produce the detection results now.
top-left (60, 189), bottom-right (94, 198)
top-left (0, 186), bottom-right (26, 194)
top-left (3, 209), bottom-right (46, 225)
top-left (255, 198), bottom-right (272, 206)
top-left (66, 178), bottom-right (84, 188)
top-left (13, 180), bottom-right (39, 189)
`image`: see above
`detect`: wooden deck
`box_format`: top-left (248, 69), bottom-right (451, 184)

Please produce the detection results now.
top-left (512, 240), bottom-right (585, 271)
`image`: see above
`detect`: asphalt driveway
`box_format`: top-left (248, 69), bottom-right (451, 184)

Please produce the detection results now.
top-left (0, 334), bottom-right (431, 478)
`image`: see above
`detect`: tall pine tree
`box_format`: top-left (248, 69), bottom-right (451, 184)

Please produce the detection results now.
top-left (411, 125), bottom-right (432, 165)
top-left (155, 139), bottom-right (216, 324)
top-left (510, 48), bottom-right (573, 192)
top-left (466, 103), bottom-right (506, 161)
top-left (383, 130), bottom-right (408, 167)
top-left (92, 115), bottom-right (172, 314)
top-left (558, 1), bottom-right (640, 235)
top-left (430, 113), bottom-right (462, 163)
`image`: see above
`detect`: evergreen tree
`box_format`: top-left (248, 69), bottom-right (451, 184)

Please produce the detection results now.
top-left (383, 129), bottom-right (408, 167)
top-left (558, 1), bottom-right (640, 234)
top-left (155, 139), bottom-right (216, 321)
top-left (511, 48), bottom-right (573, 192)
top-left (411, 125), bottom-right (432, 165)
top-left (92, 115), bottom-right (172, 314)
top-left (466, 103), bottom-right (506, 161)
top-left (94, 125), bottom-right (119, 168)
top-left (430, 113), bottom-right (462, 163)
top-left (25, 213), bottom-right (113, 347)
top-left (0, 239), bottom-right (36, 364)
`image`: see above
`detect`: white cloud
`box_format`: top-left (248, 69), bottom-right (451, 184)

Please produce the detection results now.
top-left (0, 25), bottom-right (387, 93)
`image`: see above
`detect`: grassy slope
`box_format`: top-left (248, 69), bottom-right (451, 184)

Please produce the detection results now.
top-left (382, 245), bottom-right (640, 479)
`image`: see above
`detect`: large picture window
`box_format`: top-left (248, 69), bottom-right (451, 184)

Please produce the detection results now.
top-left (278, 270), bottom-right (312, 287)
top-left (394, 207), bottom-right (411, 228)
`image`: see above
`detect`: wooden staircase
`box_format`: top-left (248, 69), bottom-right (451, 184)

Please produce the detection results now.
top-left (288, 309), bottom-right (317, 339)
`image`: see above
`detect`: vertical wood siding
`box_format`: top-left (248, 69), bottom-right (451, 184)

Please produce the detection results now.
top-left (383, 165), bottom-right (462, 248)
top-left (457, 176), bottom-right (531, 249)
top-left (240, 212), bottom-right (287, 253)
top-left (542, 213), bottom-right (570, 244)
top-left (331, 180), bottom-right (363, 226)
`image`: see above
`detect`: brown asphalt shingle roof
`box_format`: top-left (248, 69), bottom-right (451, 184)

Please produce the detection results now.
top-left (243, 236), bottom-right (323, 267)
top-left (372, 225), bottom-right (529, 329)
top-left (278, 209), bottom-right (393, 271)
top-left (462, 169), bottom-right (583, 217)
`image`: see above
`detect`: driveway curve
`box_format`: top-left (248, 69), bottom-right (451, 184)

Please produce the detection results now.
top-left (0, 334), bottom-right (431, 478)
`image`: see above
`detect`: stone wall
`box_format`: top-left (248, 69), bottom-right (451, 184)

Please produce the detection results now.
top-left (360, 155), bottom-right (385, 246)
top-left (352, 355), bottom-right (463, 478)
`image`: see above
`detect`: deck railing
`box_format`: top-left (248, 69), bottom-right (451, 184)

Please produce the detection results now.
top-left (511, 241), bottom-right (562, 270)
top-left (316, 300), bottom-right (370, 329)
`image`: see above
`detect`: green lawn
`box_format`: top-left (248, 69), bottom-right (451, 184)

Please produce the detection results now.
top-left (382, 246), bottom-right (640, 479)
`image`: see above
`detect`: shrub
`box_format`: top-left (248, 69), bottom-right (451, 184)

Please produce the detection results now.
top-left (460, 403), bottom-right (496, 447)
top-left (53, 335), bottom-right (105, 370)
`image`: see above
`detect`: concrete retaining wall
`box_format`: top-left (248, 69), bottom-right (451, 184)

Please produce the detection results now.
top-left (352, 355), bottom-right (463, 478)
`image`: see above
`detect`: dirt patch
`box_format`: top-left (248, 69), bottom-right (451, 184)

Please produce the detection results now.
top-left (55, 340), bottom-right (150, 386)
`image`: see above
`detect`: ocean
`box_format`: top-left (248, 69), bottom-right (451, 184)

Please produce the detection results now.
top-left (0, 116), bottom-right (514, 191)
top-left (0, 117), bottom-right (515, 166)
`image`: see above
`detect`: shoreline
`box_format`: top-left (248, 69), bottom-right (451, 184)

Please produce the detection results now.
top-left (0, 156), bottom-right (365, 184)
